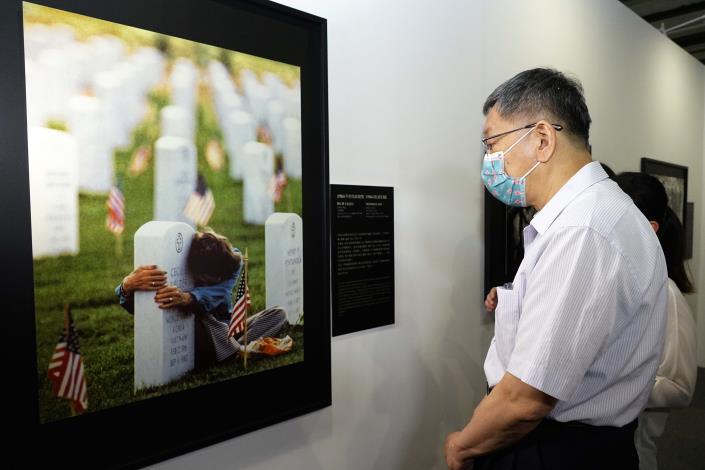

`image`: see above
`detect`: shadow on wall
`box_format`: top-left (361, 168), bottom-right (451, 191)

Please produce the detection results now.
top-left (393, 234), bottom-right (489, 470)
top-left (151, 402), bottom-right (334, 470)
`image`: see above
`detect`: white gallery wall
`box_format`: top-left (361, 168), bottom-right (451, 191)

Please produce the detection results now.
top-left (151, 1), bottom-right (705, 469)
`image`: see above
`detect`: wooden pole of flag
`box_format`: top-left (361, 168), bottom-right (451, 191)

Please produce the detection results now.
top-left (63, 303), bottom-right (77, 417)
top-left (243, 247), bottom-right (249, 369)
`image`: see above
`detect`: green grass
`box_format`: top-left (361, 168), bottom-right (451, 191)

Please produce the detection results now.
top-left (34, 76), bottom-right (303, 423)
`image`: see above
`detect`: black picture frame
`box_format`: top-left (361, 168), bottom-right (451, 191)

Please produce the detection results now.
top-left (641, 157), bottom-right (689, 225)
top-left (483, 190), bottom-right (535, 297)
top-left (3, 0), bottom-right (330, 468)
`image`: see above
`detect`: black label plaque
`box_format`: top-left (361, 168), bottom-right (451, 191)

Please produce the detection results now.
top-left (331, 185), bottom-right (394, 336)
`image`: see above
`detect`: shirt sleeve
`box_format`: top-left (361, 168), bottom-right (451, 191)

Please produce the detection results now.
top-left (115, 282), bottom-right (135, 314)
top-left (648, 282), bottom-right (698, 409)
top-left (189, 249), bottom-right (242, 315)
top-left (506, 226), bottom-right (635, 401)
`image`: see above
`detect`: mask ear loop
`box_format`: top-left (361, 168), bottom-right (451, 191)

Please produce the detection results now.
top-left (520, 161), bottom-right (541, 181)
top-left (503, 126), bottom-right (535, 156)
top-left (503, 127), bottom-right (538, 181)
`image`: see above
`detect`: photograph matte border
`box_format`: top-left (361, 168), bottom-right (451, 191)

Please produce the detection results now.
top-left (641, 157), bottom-right (689, 225)
top-left (2, 0), bottom-right (330, 468)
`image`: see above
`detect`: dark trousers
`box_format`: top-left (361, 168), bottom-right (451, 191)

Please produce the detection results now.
top-left (474, 418), bottom-right (639, 470)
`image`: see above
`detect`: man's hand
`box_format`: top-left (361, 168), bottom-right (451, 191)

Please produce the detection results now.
top-left (484, 287), bottom-right (498, 313)
top-left (122, 265), bottom-right (167, 294)
top-left (154, 285), bottom-right (192, 309)
top-left (445, 432), bottom-right (473, 470)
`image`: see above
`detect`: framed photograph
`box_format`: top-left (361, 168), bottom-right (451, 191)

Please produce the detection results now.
top-left (3, 0), bottom-right (330, 468)
top-left (641, 157), bottom-right (688, 225)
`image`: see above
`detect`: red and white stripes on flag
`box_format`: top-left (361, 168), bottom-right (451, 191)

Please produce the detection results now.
top-left (48, 305), bottom-right (88, 413)
top-left (128, 145), bottom-right (151, 176)
top-left (184, 174), bottom-right (215, 227)
top-left (229, 270), bottom-right (251, 337)
top-left (106, 185), bottom-right (125, 235)
top-left (268, 170), bottom-right (288, 203)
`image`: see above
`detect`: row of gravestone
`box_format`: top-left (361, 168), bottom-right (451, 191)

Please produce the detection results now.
top-left (208, 60), bottom-right (302, 181)
top-left (27, 125), bottom-right (304, 390)
top-left (26, 122), bottom-right (280, 259)
top-left (134, 214), bottom-right (303, 390)
top-left (25, 26), bottom-right (165, 194)
top-left (156, 58), bottom-right (275, 226)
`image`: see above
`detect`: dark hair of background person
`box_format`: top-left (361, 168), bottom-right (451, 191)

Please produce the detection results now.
top-left (483, 67), bottom-right (592, 151)
top-left (600, 162), bottom-right (616, 180)
top-left (615, 172), bottom-right (694, 293)
top-left (186, 231), bottom-right (242, 286)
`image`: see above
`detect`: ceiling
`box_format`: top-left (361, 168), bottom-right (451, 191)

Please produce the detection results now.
top-left (620, 0), bottom-right (705, 64)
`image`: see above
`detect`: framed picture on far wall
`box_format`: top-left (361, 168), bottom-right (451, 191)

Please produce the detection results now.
top-left (3, 0), bottom-right (330, 468)
top-left (641, 157), bottom-right (688, 225)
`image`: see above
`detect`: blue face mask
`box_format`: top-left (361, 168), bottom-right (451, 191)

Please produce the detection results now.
top-left (481, 127), bottom-right (540, 207)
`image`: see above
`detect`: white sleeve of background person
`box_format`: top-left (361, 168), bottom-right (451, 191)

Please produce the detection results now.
top-left (648, 279), bottom-right (698, 409)
top-left (506, 226), bottom-right (633, 401)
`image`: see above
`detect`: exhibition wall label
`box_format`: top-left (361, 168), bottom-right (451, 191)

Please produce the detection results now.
top-left (331, 185), bottom-right (394, 336)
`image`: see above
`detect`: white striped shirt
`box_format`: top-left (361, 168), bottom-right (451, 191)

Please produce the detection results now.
top-left (484, 161), bottom-right (668, 426)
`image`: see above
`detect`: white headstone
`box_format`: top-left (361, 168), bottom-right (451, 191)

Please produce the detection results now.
top-left (284, 84), bottom-right (301, 120)
top-left (114, 61), bottom-right (142, 134)
top-left (87, 35), bottom-right (125, 87)
top-left (37, 48), bottom-right (77, 122)
top-left (246, 84), bottom-right (273, 123)
top-left (24, 59), bottom-right (46, 126)
top-left (67, 95), bottom-right (114, 194)
top-left (283, 117), bottom-right (302, 179)
top-left (154, 136), bottom-right (197, 224)
top-left (95, 70), bottom-right (127, 148)
top-left (171, 58), bottom-right (198, 116)
top-left (134, 221), bottom-right (195, 390)
top-left (160, 105), bottom-right (194, 142)
top-left (242, 141), bottom-right (274, 225)
top-left (265, 213), bottom-right (303, 325)
top-left (132, 46), bottom-right (164, 92)
top-left (27, 126), bottom-right (79, 258)
top-left (224, 110), bottom-right (256, 181)
top-left (216, 91), bottom-right (243, 129)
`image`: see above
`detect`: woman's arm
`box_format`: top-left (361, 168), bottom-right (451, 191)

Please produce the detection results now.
top-left (648, 283), bottom-right (698, 409)
top-left (115, 265), bottom-right (168, 314)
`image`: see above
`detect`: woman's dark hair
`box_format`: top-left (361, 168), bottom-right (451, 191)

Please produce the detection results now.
top-left (186, 231), bottom-right (241, 286)
top-left (615, 172), bottom-right (694, 293)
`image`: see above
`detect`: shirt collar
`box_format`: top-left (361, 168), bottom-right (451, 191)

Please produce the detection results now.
top-left (530, 161), bottom-right (609, 235)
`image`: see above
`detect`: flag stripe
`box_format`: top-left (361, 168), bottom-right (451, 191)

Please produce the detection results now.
top-left (58, 353), bottom-right (74, 397)
top-left (48, 307), bottom-right (88, 412)
top-left (106, 185), bottom-right (125, 235)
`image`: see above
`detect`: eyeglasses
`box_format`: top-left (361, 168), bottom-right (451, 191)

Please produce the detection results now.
top-left (481, 122), bottom-right (563, 153)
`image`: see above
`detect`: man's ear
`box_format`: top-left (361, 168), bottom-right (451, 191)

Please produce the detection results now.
top-left (534, 120), bottom-right (557, 163)
top-left (650, 221), bottom-right (659, 234)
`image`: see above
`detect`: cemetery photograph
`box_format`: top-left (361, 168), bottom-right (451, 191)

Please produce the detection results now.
top-left (24, 2), bottom-right (305, 423)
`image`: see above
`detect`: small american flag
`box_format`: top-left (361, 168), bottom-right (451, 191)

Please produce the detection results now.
top-left (48, 305), bottom-right (88, 413)
top-left (184, 174), bottom-right (215, 227)
top-left (106, 184), bottom-right (125, 235)
top-left (268, 170), bottom-right (288, 203)
top-left (229, 269), bottom-right (251, 337)
top-left (128, 145), bottom-right (151, 176)
top-left (205, 139), bottom-right (224, 171)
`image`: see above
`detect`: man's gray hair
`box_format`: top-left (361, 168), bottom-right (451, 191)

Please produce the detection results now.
top-left (483, 68), bottom-right (592, 149)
